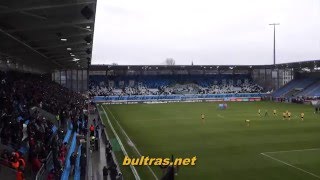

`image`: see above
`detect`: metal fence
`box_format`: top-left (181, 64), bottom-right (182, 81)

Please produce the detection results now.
top-left (35, 151), bottom-right (53, 180)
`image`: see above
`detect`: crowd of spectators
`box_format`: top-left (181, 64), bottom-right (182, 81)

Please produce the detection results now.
top-left (88, 81), bottom-right (263, 96)
top-left (0, 71), bottom-right (87, 179)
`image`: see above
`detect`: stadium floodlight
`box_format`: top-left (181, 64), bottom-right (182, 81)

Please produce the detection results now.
top-left (269, 23), bottom-right (280, 65)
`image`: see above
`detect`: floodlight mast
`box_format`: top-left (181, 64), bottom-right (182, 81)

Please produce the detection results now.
top-left (269, 23), bottom-right (280, 65)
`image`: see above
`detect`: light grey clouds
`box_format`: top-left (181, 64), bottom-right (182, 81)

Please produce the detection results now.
top-left (92, 0), bottom-right (320, 65)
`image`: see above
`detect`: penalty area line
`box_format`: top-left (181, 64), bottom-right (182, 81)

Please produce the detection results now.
top-left (260, 152), bottom-right (320, 179)
top-left (104, 105), bottom-right (159, 180)
top-left (262, 148), bottom-right (320, 154)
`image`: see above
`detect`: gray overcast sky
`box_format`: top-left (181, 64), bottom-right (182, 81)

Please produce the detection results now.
top-left (92, 0), bottom-right (320, 65)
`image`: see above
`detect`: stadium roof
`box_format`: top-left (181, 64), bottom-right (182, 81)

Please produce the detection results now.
top-left (90, 60), bottom-right (320, 71)
top-left (0, 0), bottom-right (97, 72)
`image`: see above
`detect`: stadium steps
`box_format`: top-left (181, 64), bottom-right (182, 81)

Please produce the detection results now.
top-left (308, 84), bottom-right (320, 96)
top-left (272, 79), bottom-right (298, 97)
top-left (74, 144), bottom-right (82, 180)
top-left (37, 122), bottom-right (72, 180)
top-left (283, 89), bottom-right (301, 98)
top-left (297, 80), bottom-right (320, 96)
top-left (61, 132), bottom-right (78, 180)
top-left (63, 123), bottom-right (73, 143)
top-left (61, 120), bottom-right (86, 180)
top-left (273, 78), bottom-right (316, 97)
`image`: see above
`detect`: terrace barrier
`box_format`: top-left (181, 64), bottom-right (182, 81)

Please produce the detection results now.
top-left (94, 93), bottom-right (268, 103)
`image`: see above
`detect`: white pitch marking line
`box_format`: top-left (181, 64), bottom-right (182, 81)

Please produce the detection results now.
top-left (217, 114), bottom-right (225, 119)
top-left (263, 148), bottom-right (320, 154)
top-left (101, 106), bottom-right (141, 180)
top-left (260, 153), bottom-right (320, 179)
top-left (104, 106), bottom-right (159, 180)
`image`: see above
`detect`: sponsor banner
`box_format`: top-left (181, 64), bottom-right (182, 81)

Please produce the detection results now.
top-left (248, 98), bottom-right (261, 101)
top-left (100, 97), bottom-right (262, 104)
top-left (206, 99), bottom-right (224, 102)
top-left (144, 101), bottom-right (168, 104)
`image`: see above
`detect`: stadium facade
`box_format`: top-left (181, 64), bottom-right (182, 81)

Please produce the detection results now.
top-left (50, 60), bottom-right (320, 97)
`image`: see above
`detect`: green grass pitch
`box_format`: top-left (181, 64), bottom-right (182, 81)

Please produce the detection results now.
top-left (98, 101), bottom-right (320, 180)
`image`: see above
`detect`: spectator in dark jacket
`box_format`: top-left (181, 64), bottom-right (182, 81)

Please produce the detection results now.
top-left (103, 166), bottom-right (108, 180)
top-left (80, 153), bottom-right (87, 177)
top-left (70, 152), bottom-right (77, 176)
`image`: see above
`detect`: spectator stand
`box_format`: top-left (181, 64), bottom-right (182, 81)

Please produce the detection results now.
top-left (74, 144), bottom-right (82, 180)
top-left (0, 108), bottom-right (59, 180)
top-left (59, 116), bottom-right (88, 180)
top-left (60, 133), bottom-right (77, 180)
top-left (0, 71), bottom-right (88, 180)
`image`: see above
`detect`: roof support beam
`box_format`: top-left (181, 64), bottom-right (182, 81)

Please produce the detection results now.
top-left (51, 57), bottom-right (74, 61)
top-left (48, 52), bottom-right (89, 59)
top-left (0, 28), bottom-right (63, 67)
top-left (0, 5), bottom-right (47, 20)
top-left (35, 41), bottom-right (91, 50)
top-left (0, 28), bottom-right (48, 58)
top-left (25, 32), bottom-right (93, 43)
top-left (0, 1), bottom-right (96, 14)
top-left (6, 20), bottom-right (94, 33)
top-left (51, 55), bottom-right (90, 60)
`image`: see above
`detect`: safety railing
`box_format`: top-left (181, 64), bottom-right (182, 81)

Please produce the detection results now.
top-left (35, 151), bottom-right (53, 180)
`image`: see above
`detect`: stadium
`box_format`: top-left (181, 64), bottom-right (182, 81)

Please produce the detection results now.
top-left (1, 0), bottom-right (320, 180)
